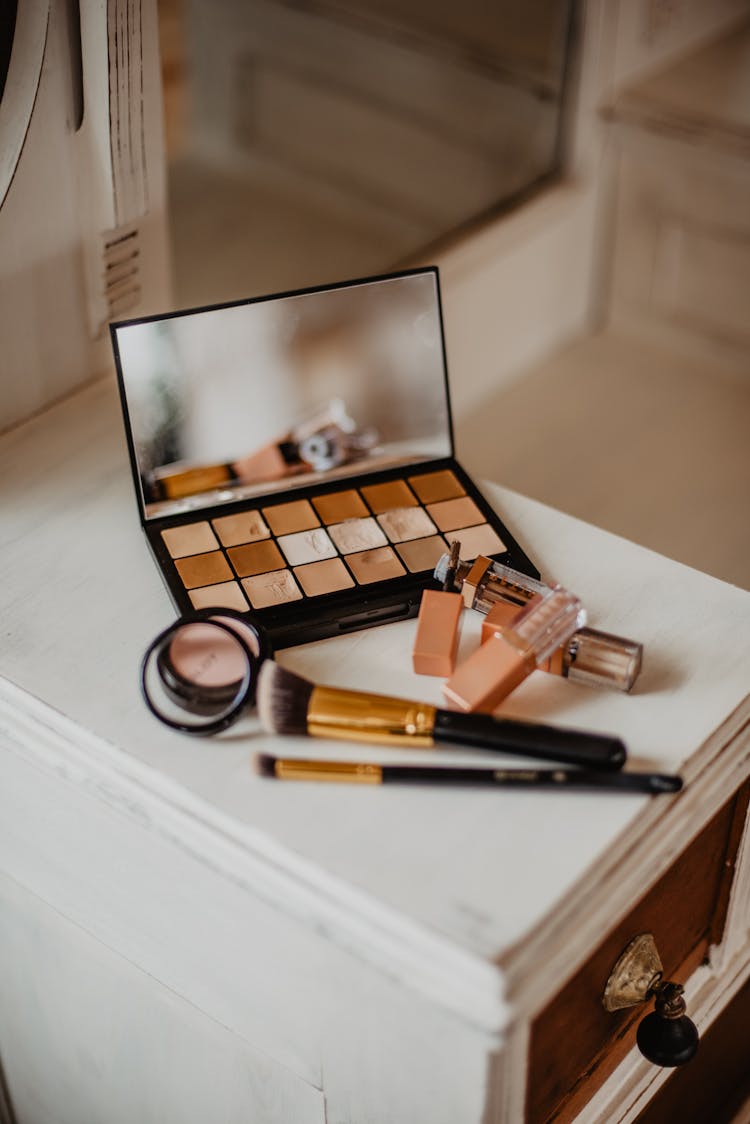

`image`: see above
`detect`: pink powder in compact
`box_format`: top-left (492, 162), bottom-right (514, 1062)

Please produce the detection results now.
top-left (210, 614), bottom-right (262, 658)
top-left (168, 621), bottom-right (251, 688)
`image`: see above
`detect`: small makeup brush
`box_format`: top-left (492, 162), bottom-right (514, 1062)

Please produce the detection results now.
top-left (255, 753), bottom-right (682, 794)
top-left (257, 663), bottom-right (627, 771)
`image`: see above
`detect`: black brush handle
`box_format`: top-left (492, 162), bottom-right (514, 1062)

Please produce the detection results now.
top-left (433, 709), bottom-right (626, 771)
top-left (382, 765), bottom-right (680, 794)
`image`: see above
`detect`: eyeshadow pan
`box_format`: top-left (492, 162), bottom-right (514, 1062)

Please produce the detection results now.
top-left (312, 489), bottom-right (368, 523)
top-left (161, 522), bottom-right (218, 559)
top-left (408, 470), bottom-right (466, 504)
top-left (294, 557), bottom-right (355, 597)
top-left (328, 517), bottom-right (387, 554)
top-left (228, 539), bottom-right (285, 577)
top-left (427, 496), bottom-right (483, 532)
top-left (396, 534), bottom-right (448, 573)
top-left (277, 528), bottom-right (337, 566)
top-left (446, 523), bottom-right (506, 558)
top-left (377, 506), bottom-right (437, 543)
top-left (212, 510), bottom-right (270, 547)
top-left (174, 551), bottom-right (233, 589)
top-left (346, 547), bottom-right (406, 585)
top-left (361, 479), bottom-right (417, 513)
top-left (188, 581), bottom-right (249, 611)
top-left (263, 499), bottom-right (319, 536)
top-left (242, 569), bottom-right (303, 609)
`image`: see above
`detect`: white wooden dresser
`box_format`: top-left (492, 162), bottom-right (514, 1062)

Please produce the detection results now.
top-left (2, 377), bottom-right (750, 1123)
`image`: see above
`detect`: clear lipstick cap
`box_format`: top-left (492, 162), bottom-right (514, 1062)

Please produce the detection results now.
top-left (564, 627), bottom-right (643, 691)
top-left (510, 587), bottom-right (586, 665)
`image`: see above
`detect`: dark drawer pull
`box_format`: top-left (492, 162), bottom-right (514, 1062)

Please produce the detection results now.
top-left (602, 933), bottom-right (699, 1067)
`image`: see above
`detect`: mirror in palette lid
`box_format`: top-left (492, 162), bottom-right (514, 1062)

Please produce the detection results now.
top-left (111, 268), bottom-right (539, 647)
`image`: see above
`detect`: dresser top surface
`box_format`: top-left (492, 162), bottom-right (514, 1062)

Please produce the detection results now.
top-left (2, 378), bottom-right (749, 996)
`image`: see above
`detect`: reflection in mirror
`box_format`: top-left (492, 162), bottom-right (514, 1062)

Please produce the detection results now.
top-left (113, 271), bottom-right (452, 519)
top-left (159, 0), bottom-right (575, 305)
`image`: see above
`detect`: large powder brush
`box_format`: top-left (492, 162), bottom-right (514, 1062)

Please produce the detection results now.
top-left (257, 663), bottom-right (627, 770)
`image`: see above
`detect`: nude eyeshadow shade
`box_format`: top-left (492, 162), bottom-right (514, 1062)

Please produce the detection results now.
top-left (427, 497), bottom-right (483, 533)
top-left (346, 547), bottom-right (405, 584)
top-left (277, 528), bottom-right (337, 566)
top-left (242, 569), bottom-right (303, 609)
top-left (211, 510), bottom-right (270, 547)
top-left (396, 535), bottom-right (448, 573)
top-left (174, 551), bottom-right (233, 589)
top-left (408, 470), bottom-right (466, 504)
top-left (377, 507), bottom-right (437, 543)
top-left (446, 523), bottom-right (506, 557)
top-left (188, 581), bottom-right (250, 611)
top-left (227, 540), bottom-right (285, 577)
top-left (312, 489), bottom-right (368, 523)
top-left (161, 522), bottom-right (219, 559)
top-left (263, 499), bottom-right (319, 535)
top-left (361, 479), bottom-right (418, 513)
top-left (294, 558), bottom-right (355, 597)
top-left (328, 518), bottom-right (387, 554)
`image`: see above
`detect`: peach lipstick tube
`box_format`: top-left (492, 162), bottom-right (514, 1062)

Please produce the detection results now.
top-left (444, 586), bottom-right (586, 713)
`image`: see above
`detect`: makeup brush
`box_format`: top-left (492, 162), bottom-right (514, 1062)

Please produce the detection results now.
top-left (257, 663), bottom-right (627, 771)
top-left (255, 753), bottom-right (681, 794)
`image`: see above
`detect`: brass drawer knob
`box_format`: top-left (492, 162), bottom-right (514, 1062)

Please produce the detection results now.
top-left (602, 933), bottom-right (699, 1067)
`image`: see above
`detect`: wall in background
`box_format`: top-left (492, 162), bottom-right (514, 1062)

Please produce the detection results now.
top-left (0, 0), bottom-right (171, 432)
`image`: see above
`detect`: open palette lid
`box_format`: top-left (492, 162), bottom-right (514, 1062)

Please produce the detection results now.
top-left (111, 268), bottom-right (454, 523)
top-left (111, 267), bottom-right (538, 647)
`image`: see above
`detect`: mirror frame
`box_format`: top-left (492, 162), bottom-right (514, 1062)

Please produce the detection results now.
top-left (0, 0), bottom-right (50, 209)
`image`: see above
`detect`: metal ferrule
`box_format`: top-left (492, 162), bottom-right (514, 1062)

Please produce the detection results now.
top-left (461, 556), bottom-right (493, 609)
top-left (274, 759), bottom-right (383, 784)
top-left (307, 686), bottom-right (437, 748)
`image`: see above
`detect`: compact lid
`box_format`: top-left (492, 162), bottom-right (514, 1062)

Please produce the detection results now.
top-left (111, 269), bottom-right (454, 521)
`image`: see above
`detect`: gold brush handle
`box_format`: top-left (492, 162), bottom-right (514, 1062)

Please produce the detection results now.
top-left (274, 760), bottom-right (383, 784)
top-left (307, 686), bottom-right (437, 748)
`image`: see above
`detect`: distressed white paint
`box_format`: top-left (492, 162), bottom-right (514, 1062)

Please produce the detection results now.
top-left (1, 374), bottom-right (750, 1120)
top-left (0, 873), bottom-right (326, 1124)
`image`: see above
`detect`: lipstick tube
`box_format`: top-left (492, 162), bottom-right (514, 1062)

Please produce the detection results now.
top-left (434, 554), bottom-right (643, 692)
top-left (443, 586), bottom-right (586, 712)
top-left (412, 539), bottom-right (463, 676)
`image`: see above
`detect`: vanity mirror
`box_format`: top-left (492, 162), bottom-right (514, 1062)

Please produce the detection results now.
top-left (112, 267), bottom-right (538, 647)
top-left (162, 0), bottom-right (577, 303)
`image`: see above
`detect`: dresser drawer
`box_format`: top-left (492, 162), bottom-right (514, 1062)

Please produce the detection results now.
top-left (525, 779), bottom-right (750, 1124)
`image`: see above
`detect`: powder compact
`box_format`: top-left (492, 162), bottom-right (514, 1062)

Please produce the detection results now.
top-left (141, 608), bottom-right (270, 734)
top-left (112, 268), bottom-right (538, 648)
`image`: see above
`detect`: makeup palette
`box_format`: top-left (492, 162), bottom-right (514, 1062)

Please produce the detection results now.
top-left (112, 269), bottom-right (538, 647)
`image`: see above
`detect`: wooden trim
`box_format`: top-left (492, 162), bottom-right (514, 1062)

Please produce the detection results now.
top-left (710, 781), bottom-right (750, 949)
top-left (633, 972), bottom-right (750, 1124)
top-left (525, 779), bottom-right (750, 1124)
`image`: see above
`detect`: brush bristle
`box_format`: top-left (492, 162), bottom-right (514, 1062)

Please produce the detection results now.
top-left (253, 752), bottom-right (277, 777)
top-left (257, 662), bottom-right (315, 736)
